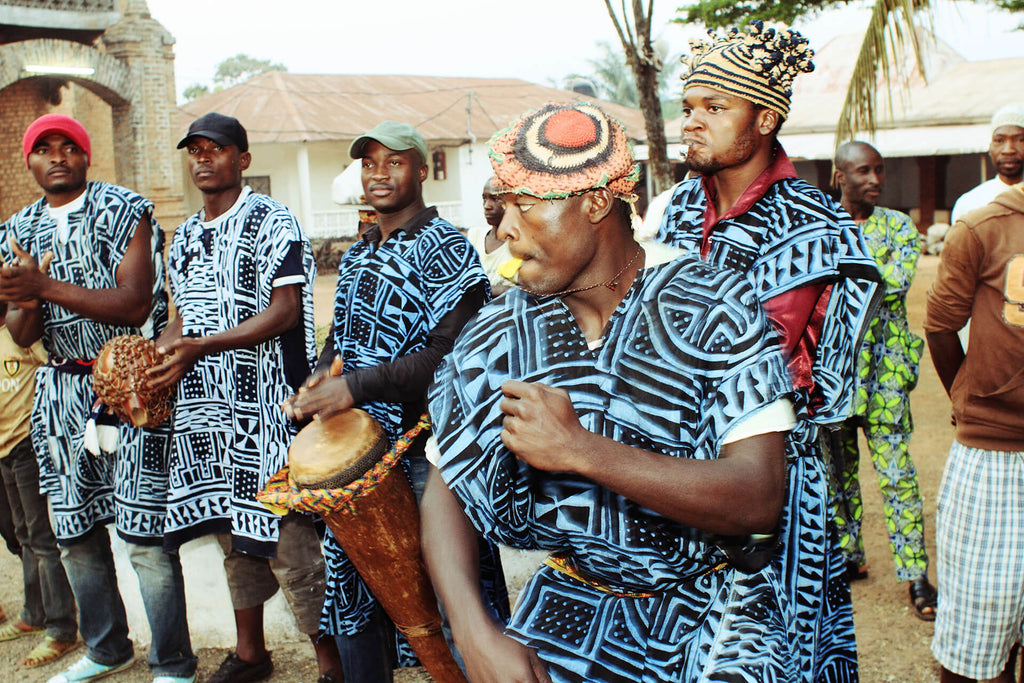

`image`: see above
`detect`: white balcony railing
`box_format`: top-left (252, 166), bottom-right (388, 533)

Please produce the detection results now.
top-left (309, 201), bottom-right (465, 238)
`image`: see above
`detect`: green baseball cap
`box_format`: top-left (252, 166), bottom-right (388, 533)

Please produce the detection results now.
top-left (349, 121), bottom-right (428, 164)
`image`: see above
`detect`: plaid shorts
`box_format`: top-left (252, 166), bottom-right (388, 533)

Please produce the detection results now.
top-left (931, 440), bottom-right (1024, 679)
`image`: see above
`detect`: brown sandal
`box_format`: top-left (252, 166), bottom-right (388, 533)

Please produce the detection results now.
top-left (0, 619), bottom-right (44, 641)
top-left (22, 636), bottom-right (81, 668)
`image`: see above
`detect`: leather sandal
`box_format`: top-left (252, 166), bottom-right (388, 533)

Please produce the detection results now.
top-left (0, 618), bottom-right (45, 641)
top-left (910, 576), bottom-right (938, 621)
top-left (22, 636), bottom-right (81, 668)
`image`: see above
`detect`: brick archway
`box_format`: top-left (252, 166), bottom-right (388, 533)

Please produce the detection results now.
top-left (0, 25), bottom-right (185, 228)
top-left (0, 38), bottom-right (131, 106)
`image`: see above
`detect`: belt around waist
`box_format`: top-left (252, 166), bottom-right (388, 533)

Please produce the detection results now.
top-left (46, 357), bottom-right (95, 375)
top-left (544, 552), bottom-right (727, 599)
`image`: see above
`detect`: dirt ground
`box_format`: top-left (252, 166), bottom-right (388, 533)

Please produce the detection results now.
top-left (0, 256), bottom-right (954, 682)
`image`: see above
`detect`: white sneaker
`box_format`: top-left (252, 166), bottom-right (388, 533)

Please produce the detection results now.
top-left (153, 676), bottom-right (197, 683)
top-left (47, 654), bottom-right (136, 683)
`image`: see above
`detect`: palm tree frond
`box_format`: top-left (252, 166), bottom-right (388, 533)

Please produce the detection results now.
top-left (836, 0), bottom-right (932, 144)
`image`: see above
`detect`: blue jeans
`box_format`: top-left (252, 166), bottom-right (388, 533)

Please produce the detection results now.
top-left (60, 527), bottom-right (197, 676)
top-left (333, 604), bottom-right (394, 683)
top-left (0, 437), bottom-right (77, 640)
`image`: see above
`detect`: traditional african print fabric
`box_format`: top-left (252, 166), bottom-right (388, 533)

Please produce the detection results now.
top-left (429, 256), bottom-right (796, 682)
top-left (834, 206), bottom-right (927, 581)
top-left (657, 172), bottom-right (877, 682)
top-left (0, 181), bottom-right (170, 545)
top-left (849, 207), bottom-right (922, 425)
top-left (165, 187), bottom-right (316, 557)
top-left (835, 418), bottom-right (925, 580)
top-left (320, 208), bottom-right (507, 652)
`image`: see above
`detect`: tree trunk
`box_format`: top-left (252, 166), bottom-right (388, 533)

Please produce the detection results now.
top-left (633, 60), bottom-right (673, 197)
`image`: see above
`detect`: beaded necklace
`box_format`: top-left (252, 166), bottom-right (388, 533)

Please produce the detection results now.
top-left (518, 243), bottom-right (643, 298)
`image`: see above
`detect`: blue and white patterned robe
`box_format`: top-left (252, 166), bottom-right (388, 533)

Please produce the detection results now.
top-left (165, 187), bottom-right (317, 557)
top-left (657, 172), bottom-right (879, 682)
top-left (320, 208), bottom-right (503, 645)
top-left (429, 257), bottom-right (796, 682)
top-left (0, 181), bottom-right (170, 544)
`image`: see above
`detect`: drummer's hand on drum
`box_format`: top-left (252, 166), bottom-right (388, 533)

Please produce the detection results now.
top-left (499, 380), bottom-right (590, 473)
top-left (455, 619), bottom-right (552, 683)
top-left (281, 375), bottom-right (354, 421)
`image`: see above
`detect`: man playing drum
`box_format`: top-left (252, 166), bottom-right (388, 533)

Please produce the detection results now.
top-left (148, 113), bottom-right (341, 683)
top-left (0, 114), bottom-right (195, 683)
top-left (422, 101), bottom-right (802, 682)
top-left (284, 120), bottom-right (509, 681)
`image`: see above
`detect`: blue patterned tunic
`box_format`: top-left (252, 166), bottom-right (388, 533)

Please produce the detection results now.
top-left (166, 187), bottom-right (317, 557)
top-left (321, 208), bottom-right (500, 642)
top-left (0, 181), bottom-right (170, 544)
top-left (657, 170), bottom-right (879, 682)
top-left (429, 257), bottom-right (796, 682)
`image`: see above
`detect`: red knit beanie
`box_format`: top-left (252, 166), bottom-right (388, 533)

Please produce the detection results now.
top-left (23, 114), bottom-right (91, 167)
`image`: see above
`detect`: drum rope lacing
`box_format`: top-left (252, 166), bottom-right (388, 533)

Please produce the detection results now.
top-left (257, 413), bottom-right (431, 516)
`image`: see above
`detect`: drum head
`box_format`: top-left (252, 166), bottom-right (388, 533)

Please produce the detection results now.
top-left (289, 409), bottom-right (387, 490)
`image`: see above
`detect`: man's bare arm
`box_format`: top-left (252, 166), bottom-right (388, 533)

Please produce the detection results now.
top-left (421, 466), bottom-right (551, 683)
top-left (499, 380), bottom-right (787, 536)
top-left (1, 214), bottom-right (155, 329)
top-left (148, 284), bottom-right (301, 389)
top-left (926, 330), bottom-right (965, 398)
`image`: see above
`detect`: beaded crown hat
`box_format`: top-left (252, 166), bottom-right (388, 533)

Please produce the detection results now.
top-left (682, 20), bottom-right (815, 120)
top-left (488, 102), bottom-right (640, 202)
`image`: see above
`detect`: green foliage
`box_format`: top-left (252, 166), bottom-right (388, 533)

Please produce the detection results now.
top-left (677, 0), bottom-right (847, 29)
top-left (213, 54), bottom-right (287, 89)
top-left (996, 0), bottom-right (1024, 26)
top-left (182, 83), bottom-right (210, 102)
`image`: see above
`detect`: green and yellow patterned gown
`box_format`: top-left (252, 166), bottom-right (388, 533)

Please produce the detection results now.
top-left (835, 206), bottom-right (927, 581)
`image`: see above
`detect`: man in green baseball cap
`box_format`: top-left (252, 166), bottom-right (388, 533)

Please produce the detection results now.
top-left (284, 117), bottom-right (508, 679)
top-left (349, 121), bottom-right (428, 166)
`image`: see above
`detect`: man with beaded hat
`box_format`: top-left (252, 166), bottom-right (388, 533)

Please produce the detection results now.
top-left (653, 21), bottom-right (882, 681)
top-left (422, 101), bottom-right (806, 682)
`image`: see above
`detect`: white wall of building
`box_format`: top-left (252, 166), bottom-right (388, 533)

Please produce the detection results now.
top-left (177, 139), bottom-right (503, 237)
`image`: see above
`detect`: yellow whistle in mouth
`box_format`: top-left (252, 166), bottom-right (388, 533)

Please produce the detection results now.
top-left (498, 257), bottom-right (523, 281)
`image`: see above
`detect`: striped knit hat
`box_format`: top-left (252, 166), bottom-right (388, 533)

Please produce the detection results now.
top-left (488, 102), bottom-right (640, 202)
top-left (682, 21), bottom-right (814, 120)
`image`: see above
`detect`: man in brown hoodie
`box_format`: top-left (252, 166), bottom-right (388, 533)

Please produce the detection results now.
top-left (925, 184), bottom-right (1024, 683)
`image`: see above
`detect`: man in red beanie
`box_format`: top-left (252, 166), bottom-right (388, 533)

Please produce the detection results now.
top-left (0, 114), bottom-right (196, 683)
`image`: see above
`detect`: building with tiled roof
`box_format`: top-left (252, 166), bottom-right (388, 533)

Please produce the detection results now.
top-left (178, 72), bottom-right (648, 236)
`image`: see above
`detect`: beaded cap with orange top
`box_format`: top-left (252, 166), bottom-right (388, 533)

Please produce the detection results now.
top-left (682, 20), bottom-right (814, 120)
top-left (488, 102), bottom-right (640, 202)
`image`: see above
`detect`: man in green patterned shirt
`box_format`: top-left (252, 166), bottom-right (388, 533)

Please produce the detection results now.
top-left (832, 141), bottom-right (936, 620)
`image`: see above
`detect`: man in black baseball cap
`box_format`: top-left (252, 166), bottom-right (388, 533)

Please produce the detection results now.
top-left (176, 112), bottom-right (248, 152)
top-left (155, 112), bottom-right (344, 682)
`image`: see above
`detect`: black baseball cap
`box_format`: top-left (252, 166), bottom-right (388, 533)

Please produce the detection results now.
top-left (177, 112), bottom-right (248, 152)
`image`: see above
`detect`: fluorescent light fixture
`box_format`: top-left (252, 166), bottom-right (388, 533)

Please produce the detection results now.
top-left (23, 65), bottom-right (95, 76)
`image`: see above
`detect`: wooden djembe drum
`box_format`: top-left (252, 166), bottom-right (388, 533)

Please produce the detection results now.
top-left (92, 334), bottom-right (173, 427)
top-left (258, 410), bottom-right (465, 683)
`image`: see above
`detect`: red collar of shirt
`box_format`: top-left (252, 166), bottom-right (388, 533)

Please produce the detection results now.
top-left (699, 144), bottom-right (798, 254)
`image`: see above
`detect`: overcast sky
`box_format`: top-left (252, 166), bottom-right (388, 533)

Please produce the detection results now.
top-left (145, 0), bottom-right (1024, 102)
